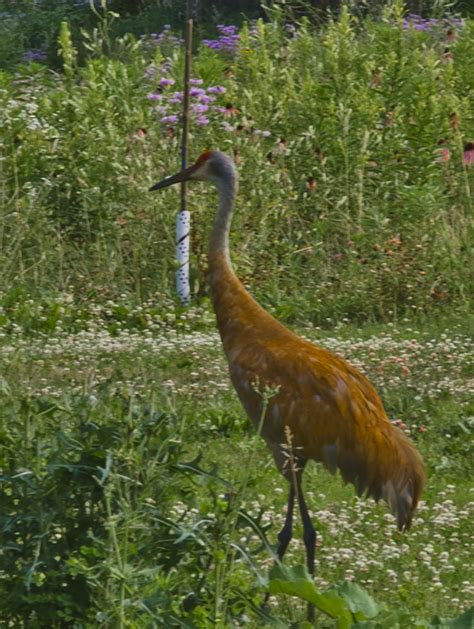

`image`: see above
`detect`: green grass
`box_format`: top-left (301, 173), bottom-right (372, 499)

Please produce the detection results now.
top-left (1, 312), bottom-right (473, 625)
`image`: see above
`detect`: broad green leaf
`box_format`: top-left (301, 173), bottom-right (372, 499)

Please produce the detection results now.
top-left (268, 564), bottom-right (353, 626)
top-left (335, 581), bottom-right (380, 620)
top-left (429, 606), bottom-right (474, 629)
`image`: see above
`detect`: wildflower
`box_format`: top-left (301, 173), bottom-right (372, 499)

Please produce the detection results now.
top-left (198, 94), bottom-right (214, 104)
top-left (315, 147), bottom-right (325, 162)
top-left (436, 139), bottom-right (450, 163)
top-left (221, 121), bottom-right (234, 132)
top-left (450, 112), bottom-right (459, 130)
top-left (190, 87), bottom-right (206, 98)
top-left (267, 151), bottom-right (276, 164)
top-left (144, 65), bottom-right (156, 79)
top-left (159, 60), bottom-right (172, 74)
top-left (402, 14), bottom-right (464, 33)
top-left (160, 115), bottom-right (178, 124)
top-left (370, 70), bottom-right (381, 87)
top-left (168, 92), bottom-right (183, 104)
top-left (442, 47), bottom-right (453, 63)
top-left (463, 142), bottom-right (474, 165)
top-left (207, 86), bottom-right (226, 94)
top-left (151, 25), bottom-right (183, 47)
top-left (403, 15), bottom-right (427, 31)
top-left (223, 103), bottom-right (238, 117)
top-left (307, 177), bottom-right (317, 192)
top-left (147, 93), bottom-right (162, 101)
top-left (385, 111), bottom-right (394, 127)
top-left (446, 28), bottom-right (455, 43)
top-left (23, 49), bottom-right (47, 63)
top-left (275, 137), bottom-right (288, 155)
top-left (197, 115), bottom-right (209, 126)
top-left (189, 78), bottom-right (204, 85)
top-left (191, 104), bottom-right (209, 115)
top-left (203, 24), bottom-right (240, 54)
top-left (159, 77), bottom-right (175, 87)
top-left (217, 24), bottom-right (238, 36)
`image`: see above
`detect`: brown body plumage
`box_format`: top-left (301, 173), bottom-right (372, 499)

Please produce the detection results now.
top-left (151, 150), bottom-right (425, 607)
top-left (210, 253), bottom-right (424, 529)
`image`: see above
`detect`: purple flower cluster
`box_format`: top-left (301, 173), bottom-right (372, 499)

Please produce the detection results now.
top-left (402, 14), bottom-right (464, 31)
top-left (147, 75), bottom-right (271, 137)
top-left (147, 76), bottom-right (229, 128)
top-left (144, 59), bottom-right (172, 81)
top-left (150, 24), bottom-right (183, 48)
top-left (207, 86), bottom-right (226, 94)
top-left (159, 77), bottom-right (175, 87)
top-left (160, 115), bottom-right (178, 124)
top-left (23, 49), bottom-right (47, 63)
top-left (144, 49), bottom-right (271, 138)
top-left (202, 24), bottom-right (240, 54)
top-left (144, 65), bottom-right (156, 80)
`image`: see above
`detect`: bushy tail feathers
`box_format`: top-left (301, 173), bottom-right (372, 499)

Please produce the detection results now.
top-left (380, 428), bottom-right (425, 531)
top-left (327, 424), bottom-right (425, 531)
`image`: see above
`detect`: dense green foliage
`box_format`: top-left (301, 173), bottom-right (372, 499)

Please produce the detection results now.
top-left (0, 2), bottom-right (473, 626)
top-left (1, 319), bottom-right (473, 625)
top-left (0, 2), bottom-right (473, 328)
top-left (2, 0), bottom-right (473, 67)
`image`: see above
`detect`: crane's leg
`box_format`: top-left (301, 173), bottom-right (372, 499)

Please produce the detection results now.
top-left (276, 482), bottom-right (295, 560)
top-left (265, 446), bottom-right (316, 621)
top-left (295, 470), bottom-right (316, 622)
top-left (262, 483), bottom-right (296, 610)
top-left (296, 476), bottom-right (316, 576)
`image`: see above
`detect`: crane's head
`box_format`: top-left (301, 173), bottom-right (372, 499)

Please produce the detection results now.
top-left (149, 149), bottom-right (236, 192)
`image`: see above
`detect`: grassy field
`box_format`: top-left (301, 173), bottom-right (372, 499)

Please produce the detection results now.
top-left (1, 313), bottom-right (473, 625)
top-left (0, 1), bottom-right (473, 626)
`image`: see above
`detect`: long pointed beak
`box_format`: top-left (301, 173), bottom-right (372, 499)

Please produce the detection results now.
top-left (149, 164), bottom-right (196, 192)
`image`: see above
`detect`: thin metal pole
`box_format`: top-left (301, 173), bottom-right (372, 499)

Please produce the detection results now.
top-left (176, 17), bottom-right (193, 305)
top-left (181, 17), bottom-right (192, 209)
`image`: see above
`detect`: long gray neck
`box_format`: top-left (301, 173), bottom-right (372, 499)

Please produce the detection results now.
top-left (208, 174), bottom-right (238, 268)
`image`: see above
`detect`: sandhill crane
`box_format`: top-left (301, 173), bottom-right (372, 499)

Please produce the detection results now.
top-left (150, 150), bottom-right (425, 613)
